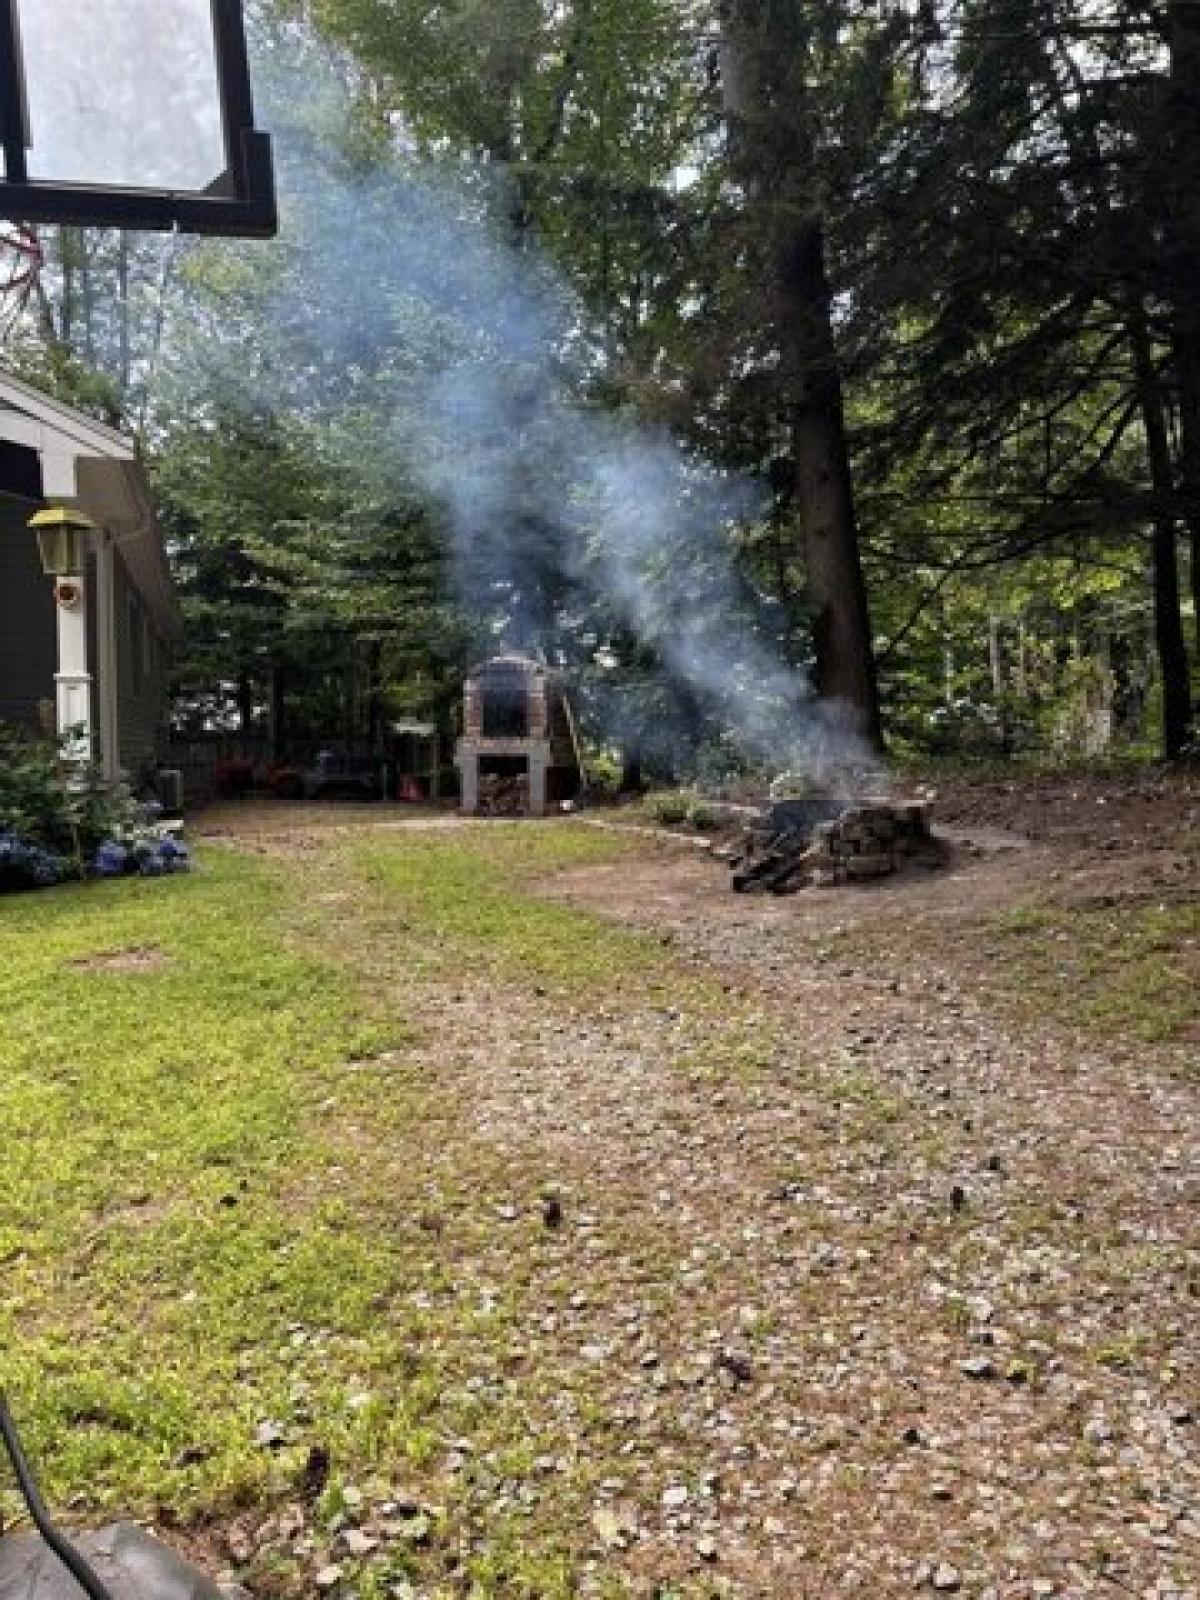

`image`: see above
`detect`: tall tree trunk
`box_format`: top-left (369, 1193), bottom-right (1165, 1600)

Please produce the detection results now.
top-left (269, 665), bottom-right (286, 761)
top-left (236, 673), bottom-right (255, 736)
top-left (988, 613), bottom-right (1003, 695)
top-left (344, 640), bottom-right (357, 745)
top-left (58, 227), bottom-right (75, 350)
top-left (117, 232), bottom-right (132, 395)
top-left (1015, 623), bottom-right (1029, 699)
top-left (366, 639), bottom-right (384, 749)
top-left (1128, 299), bottom-right (1193, 759)
top-left (1166, 3), bottom-right (1200, 661)
top-left (787, 216), bottom-right (883, 740)
top-left (78, 231), bottom-right (96, 365)
top-left (718, 0), bottom-right (882, 748)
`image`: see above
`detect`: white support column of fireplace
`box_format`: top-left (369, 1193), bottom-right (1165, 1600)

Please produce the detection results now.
top-left (527, 745), bottom-right (549, 817)
top-left (460, 749), bottom-right (479, 813)
top-left (41, 448), bottom-right (95, 768)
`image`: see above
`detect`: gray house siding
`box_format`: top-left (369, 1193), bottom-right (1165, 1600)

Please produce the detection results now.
top-left (0, 494), bottom-right (56, 735)
top-left (85, 548), bottom-right (99, 696)
top-left (113, 544), bottom-right (168, 777)
top-left (0, 525), bottom-right (171, 775)
top-left (0, 374), bottom-right (177, 783)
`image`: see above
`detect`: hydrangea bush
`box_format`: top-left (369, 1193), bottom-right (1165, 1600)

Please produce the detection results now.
top-left (0, 725), bottom-right (190, 893)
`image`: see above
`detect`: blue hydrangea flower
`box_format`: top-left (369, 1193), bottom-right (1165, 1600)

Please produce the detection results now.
top-left (94, 841), bottom-right (129, 878)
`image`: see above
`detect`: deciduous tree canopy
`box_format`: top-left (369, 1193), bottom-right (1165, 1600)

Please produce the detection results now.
top-left (3, 0), bottom-right (1196, 767)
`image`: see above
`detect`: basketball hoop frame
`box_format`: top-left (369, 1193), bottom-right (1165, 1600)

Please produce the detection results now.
top-left (0, 0), bottom-right (276, 237)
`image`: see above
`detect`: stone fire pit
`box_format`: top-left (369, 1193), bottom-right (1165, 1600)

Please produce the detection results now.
top-left (728, 795), bottom-right (936, 893)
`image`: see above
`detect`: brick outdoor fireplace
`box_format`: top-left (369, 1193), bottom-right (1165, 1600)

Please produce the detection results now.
top-left (455, 653), bottom-right (582, 816)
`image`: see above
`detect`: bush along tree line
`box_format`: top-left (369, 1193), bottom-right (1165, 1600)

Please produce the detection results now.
top-left (0, 727), bottom-right (190, 892)
top-left (0, 0), bottom-right (1197, 775)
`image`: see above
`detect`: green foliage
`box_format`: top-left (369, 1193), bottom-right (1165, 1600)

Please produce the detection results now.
top-left (685, 796), bottom-right (720, 830)
top-left (8, 0), bottom-right (1200, 764)
top-left (641, 787), bottom-right (719, 829)
top-left (0, 726), bottom-right (142, 860)
top-left (643, 788), bottom-right (691, 827)
top-left (581, 746), bottom-right (622, 796)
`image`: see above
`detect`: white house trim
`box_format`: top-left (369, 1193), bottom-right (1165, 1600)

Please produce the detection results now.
top-left (0, 373), bottom-right (137, 465)
top-left (0, 370), bottom-right (178, 640)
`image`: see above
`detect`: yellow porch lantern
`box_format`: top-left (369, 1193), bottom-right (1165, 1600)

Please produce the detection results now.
top-left (27, 506), bottom-right (95, 577)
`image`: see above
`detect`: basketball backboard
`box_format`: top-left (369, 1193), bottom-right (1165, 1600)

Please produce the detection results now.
top-left (0, 0), bottom-right (276, 236)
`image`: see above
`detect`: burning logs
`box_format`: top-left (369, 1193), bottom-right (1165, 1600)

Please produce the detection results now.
top-left (729, 798), bottom-right (933, 894)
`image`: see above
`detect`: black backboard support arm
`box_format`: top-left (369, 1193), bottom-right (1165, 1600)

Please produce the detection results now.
top-left (0, 0), bottom-right (28, 185)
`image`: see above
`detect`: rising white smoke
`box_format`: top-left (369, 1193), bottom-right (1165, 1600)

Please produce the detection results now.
top-left (185, 19), bottom-right (880, 786)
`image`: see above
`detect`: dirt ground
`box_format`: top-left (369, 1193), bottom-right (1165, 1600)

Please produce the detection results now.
top-left (575, 768), bottom-right (1200, 921)
top-left (531, 775), bottom-right (1199, 1597)
top-left (193, 776), bottom-right (1198, 1599)
top-left (193, 799), bottom-right (460, 838)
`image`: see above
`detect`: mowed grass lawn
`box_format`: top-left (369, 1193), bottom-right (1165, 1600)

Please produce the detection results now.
top-left (0, 825), bottom-right (672, 1597)
top-left (0, 850), bottom-right (403, 1502)
top-left (2, 820), bottom-right (1194, 1600)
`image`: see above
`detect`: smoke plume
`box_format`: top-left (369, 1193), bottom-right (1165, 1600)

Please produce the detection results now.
top-left (202, 21), bottom-right (879, 787)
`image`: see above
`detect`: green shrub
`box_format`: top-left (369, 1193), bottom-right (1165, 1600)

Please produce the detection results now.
top-left (644, 789), bottom-right (698, 827)
top-left (643, 790), bottom-right (723, 829)
top-left (685, 798), bottom-right (720, 830)
top-left (0, 725), bottom-right (150, 861)
top-left (583, 748), bottom-right (622, 798)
